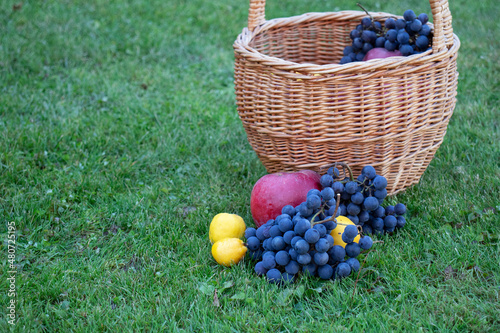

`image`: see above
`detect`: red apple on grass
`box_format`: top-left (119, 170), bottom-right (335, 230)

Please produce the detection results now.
top-left (250, 170), bottom-right (321, 227)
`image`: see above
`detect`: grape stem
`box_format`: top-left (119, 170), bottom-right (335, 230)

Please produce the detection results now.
top-left (357, 225), bottom-right (363, 235)
top-left (336, 161), bottom-right (354, 182)
top-left (309, 207), bottom-right (324, 225)
top-left (322, 161), bottom-right (354, 183)
top-left (356, 3), bottom-right (373, 21)
top-left (311, 193), bottom-right (341, 227)
top-left (356, 3), bottom-right (381, 32)
top-left (310, 186), bottom-right (364, 228)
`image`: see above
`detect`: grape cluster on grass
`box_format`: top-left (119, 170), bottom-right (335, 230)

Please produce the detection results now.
top-left (245, 214), bottom-right (372, 284)
top-left (321, 165), bottom-right (407, 236)
top-left (245, 164), bottom-right (407, 284)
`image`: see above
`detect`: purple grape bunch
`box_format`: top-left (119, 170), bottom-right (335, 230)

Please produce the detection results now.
top-left (323, 164), bottom-right (408, 236)
top-left (245, 163), bottom-right (407, 284)
top-left (340, 9), bottom-right (432, 64)
top-left (245, 214), bottom-right (373, 284)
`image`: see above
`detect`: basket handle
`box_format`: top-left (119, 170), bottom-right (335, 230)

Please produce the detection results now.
top-left (248, 0), bottom-right (267, 32)
top-left (247, 0), bottom-right (454, 52)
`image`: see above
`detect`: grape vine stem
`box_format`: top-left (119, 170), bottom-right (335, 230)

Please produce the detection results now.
top-left (356, 3), bottom-right (374, 22)
top-left (311, 193), bottom-right (341, 227)
top-left (310, 191), bottom-right (363, 230)
top-left (352, 248), bottom-right (375, 299)
top-left (336, 161), bottom-right (354, 182)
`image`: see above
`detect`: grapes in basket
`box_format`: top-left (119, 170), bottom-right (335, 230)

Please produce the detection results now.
top-left (340, 8), bottom-right (432, 64)
top-left (245, 163), bottom-right (407, 284)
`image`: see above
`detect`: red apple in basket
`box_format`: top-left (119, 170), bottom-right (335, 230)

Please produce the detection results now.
top-left (363, 48), bottom-right (402, 61)
top-left (250, 170), bottom-right (321, 227)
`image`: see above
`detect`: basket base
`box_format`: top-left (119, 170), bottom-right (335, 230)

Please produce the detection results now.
top-left (248, 130), bottom-right (446, 195)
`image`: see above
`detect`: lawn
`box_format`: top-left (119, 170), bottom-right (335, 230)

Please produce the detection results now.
top-left (0, 0), bottom-right (499, 332)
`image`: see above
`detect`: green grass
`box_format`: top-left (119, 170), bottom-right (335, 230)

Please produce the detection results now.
top-left (0, 0), bottom-right (499, 331)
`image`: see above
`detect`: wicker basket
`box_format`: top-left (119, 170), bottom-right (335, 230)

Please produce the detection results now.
top-left (233, 0), bottom-right (460, 195)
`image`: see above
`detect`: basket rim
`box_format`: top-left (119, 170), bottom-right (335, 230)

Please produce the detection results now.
top-left (234, 10), bottom-right (460, 77)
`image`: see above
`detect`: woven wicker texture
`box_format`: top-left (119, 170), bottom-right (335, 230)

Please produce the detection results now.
top-left (234, 0), bottom-right (460, 195)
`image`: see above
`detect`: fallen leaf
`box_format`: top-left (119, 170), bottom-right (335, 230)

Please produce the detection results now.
top-left (103, 224), bottom-right (119, 236)
top-left (121, 255), bottom-right (141, 272)
top-left (213, 289), bottom-right (220, 307)
top-left (60, 300), bottom-right (70, 310)
top-left (294, 285), bottom-right (305, 298)
top-left (368, 286), bottom-right (385, 294)
top-left (198, 282), bottom-right (215, 295)
top-left (182, 206), bottom-right (196, 217)
top-left (483, 207), bottom-right (496, 214)
top-left (218, 280), bottom-right (234, 293)
top-left (466, 265), bottom-right (491, 280)
top-left (276, 288), bottom-right (294, 306)
top-left (444, 265), bottom-right (457, 280)
top-left (230, 292), bottom-right (246, 300)
top-left (304, 287), bottom-right (322, 297)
